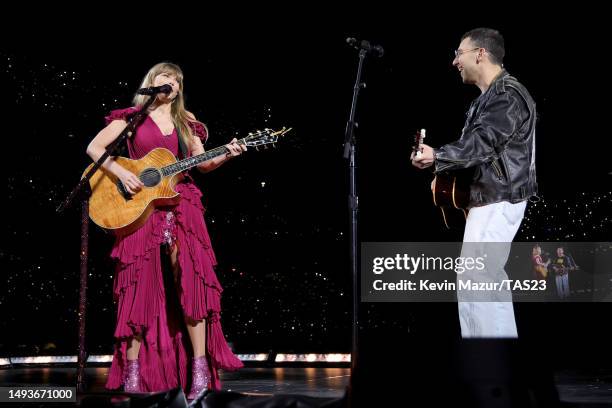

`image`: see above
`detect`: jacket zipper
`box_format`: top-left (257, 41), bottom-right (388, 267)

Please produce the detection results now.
top-left (491, 160), bottom-right (503, 180)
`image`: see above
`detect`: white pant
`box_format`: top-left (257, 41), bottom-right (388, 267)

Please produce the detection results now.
top-left (457, 200), bottom-right (527, 338)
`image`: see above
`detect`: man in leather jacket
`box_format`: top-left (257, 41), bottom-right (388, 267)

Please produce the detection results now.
top-left (412, 28), bottom-right (537, 338)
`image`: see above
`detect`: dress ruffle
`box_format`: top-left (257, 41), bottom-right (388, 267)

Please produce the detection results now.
top-left (188, 120), bottom-right (208, 142)
top-left (106, 181), bottom-right (242, 392)
top-left (105, 107), bottom-right (139, 125)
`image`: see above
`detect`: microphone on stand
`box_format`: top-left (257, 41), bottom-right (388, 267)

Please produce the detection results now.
top-left (346, 37), bottom-right (384, 57)
top-left (136, 84), bottom-right (173, 95)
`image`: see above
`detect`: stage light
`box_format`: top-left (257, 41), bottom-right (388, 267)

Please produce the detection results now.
top-left (236, 354), bottom-right (268, 361)
top-left (87, 355), bottom-right (113, 363)
top-left (10, 356), bottom-right (77, 364)
top-left (3, 353), bottom-right (350, 365)
top-left (275, 354), bottom-right (351, 362)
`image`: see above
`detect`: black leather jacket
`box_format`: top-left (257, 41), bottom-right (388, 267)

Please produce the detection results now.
top-left (434, 70), bottom-right (538, 207)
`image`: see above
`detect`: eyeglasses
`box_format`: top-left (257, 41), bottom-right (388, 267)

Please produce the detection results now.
top-left (454, 47), bottom-right (481, 58)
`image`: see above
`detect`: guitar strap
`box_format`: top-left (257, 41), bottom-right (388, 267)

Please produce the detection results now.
top-left (175, 125), bottom-right (189, 160)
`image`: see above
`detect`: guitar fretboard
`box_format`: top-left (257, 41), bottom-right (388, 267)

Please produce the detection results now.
top-left (160, 139), bottom-right (245, 177)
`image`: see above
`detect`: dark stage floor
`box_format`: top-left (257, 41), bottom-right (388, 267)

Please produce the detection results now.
top-left (3, 366), bottom-right (612, 406)
top-left (0, 366), bottom-right (349, 406)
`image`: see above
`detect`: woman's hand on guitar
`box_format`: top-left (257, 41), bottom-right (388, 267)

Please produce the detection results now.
top-left (412, 143), bottom-right (435, 169)
top-left (118, 169), bottom-right (144, 195)
top-left (225, 138), bottom-right (247, 159)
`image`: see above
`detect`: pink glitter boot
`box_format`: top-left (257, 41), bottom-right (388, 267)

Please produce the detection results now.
top-left (186, 356), bottom-right (211, 400)
top-left (124, 359), bottom-right (142, 392)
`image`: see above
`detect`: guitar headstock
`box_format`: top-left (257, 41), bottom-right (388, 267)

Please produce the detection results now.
top-left (243, 127), bottom-right (292, 149)
top-left (413, 128), bottom-right (426, 158)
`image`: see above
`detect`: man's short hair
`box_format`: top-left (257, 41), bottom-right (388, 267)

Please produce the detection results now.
top-left (461, 28), bottom-right (505, 66)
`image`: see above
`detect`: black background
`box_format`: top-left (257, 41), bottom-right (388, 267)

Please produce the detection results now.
top-left (2, 10), bottom-right (611, 369)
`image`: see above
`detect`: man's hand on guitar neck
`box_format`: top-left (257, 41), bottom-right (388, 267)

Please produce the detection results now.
top-left (411, 143), bottom-right (435, 169)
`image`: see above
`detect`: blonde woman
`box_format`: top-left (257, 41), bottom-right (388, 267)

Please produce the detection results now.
top-left (86, 62), bottom-right (245, 398)
top-left (532, 244), bottom-right (550, 280)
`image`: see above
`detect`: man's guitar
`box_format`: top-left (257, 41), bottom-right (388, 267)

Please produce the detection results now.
top-left (412, 128), bottom-right (471, 229)
top-left (552, 265), bottom-right (580, 276)
top-left (84, 127), bottom-right (290, 234)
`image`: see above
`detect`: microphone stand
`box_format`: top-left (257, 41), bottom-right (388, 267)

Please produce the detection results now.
top-left (56, 94), bottom-right (158, 391)
top-left (343, 48), bottom-right (368, 405)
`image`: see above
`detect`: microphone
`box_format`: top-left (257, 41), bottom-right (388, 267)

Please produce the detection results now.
top-left (346, 37), bottom-right (384, 57)
top-left (136, 84), bottom-right (173, 95)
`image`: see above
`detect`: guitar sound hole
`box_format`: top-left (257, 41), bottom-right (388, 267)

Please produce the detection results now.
top-left (140, 168), bottom-right (162, 187)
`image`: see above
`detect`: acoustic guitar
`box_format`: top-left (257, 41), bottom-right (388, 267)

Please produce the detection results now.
top-left (84, 127), bottom-right (290, 234)
top-left (412, 128), bottom-right (471, 229)
top-left (552, 264), bottom-right (580, 276)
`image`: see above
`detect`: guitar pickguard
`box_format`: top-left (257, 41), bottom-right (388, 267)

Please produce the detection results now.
top-left (116, 180), bottom-right (133, 201)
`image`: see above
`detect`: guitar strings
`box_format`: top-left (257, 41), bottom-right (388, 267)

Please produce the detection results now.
top-left (138, 144), bottom-right (237, 184)
top-left (136, 132), bottom-right (273, 183)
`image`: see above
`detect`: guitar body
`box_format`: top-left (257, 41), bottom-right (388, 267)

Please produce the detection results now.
top-left (83, 148), bottom-right (182, 235)
top-left (81, 127), bottom-right (290, 235)
top-left (553, 266), bottom-right (578, 276)
top-left (432, 169), bottom-right (473, 229)
top-left (534, 265), bottom-right (548, 279)
top-left (412, 128), bottom-right (472, 229)
top-left (432, 172), bottom-right (471, 209)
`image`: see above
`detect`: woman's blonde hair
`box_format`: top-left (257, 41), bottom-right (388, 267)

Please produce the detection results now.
top-left (532, 245), bottom-right (542, 256)
top-left (132, 62), bottom-right (207, 152)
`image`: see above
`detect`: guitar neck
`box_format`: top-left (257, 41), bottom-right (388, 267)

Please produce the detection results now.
top-left (160, 138), bottom-right (245, 177)
top-left (413, 128), bottom-right (426, 158)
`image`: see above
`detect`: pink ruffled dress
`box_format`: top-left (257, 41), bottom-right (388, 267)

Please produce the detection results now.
top-left (103, 107), bottom-right (243, 392)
